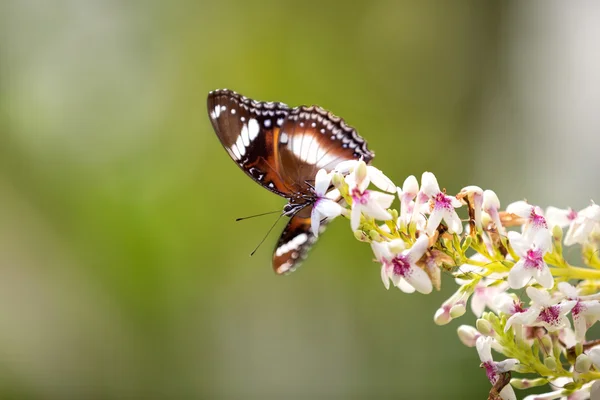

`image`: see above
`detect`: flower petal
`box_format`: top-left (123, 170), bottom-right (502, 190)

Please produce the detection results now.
top-left (314, 169), bottom-right (331, 196)
top-left (403, 266), bottom-right (432, 294)
top-left (425, 209), bottom-right (444, 236)
top-left (507, 260), bottom-right (530, 289)
top-left (350, 203), bottom-right (362, 231)
top-left (396, 278), bottom-right (416, 293)
top-left (506, 200), bottom-right (533, 219)
top-left (311, 208), bottom-right (322, 237)
top-left (380, 264), bottom-right (390, 290)
top-left (406, 235), bottom-right (429, 263)
top-left (526, 287), bottom-right (552, 307)
top-left (476, 336), bottom-right (493, 363)
top-left (535, 264), bottom-right (554, 289)
top-left (421, 172), bottom-right (440, 197)
top-left (367, 166), bottom-right (396, 193)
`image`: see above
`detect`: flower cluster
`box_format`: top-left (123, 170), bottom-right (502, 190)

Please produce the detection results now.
top-left (314, 161), bottom-right (600, 400)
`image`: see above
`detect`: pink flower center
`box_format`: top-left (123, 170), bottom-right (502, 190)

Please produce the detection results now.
top-left (530, 210), bottom-right (548, 229)
top-left (537, 306), bottom-right (561, 326)
top-left (512, 301), bottom-right (525, 314)
top-left (482, 361), bottom-right (498, 384)
top-left (567, 208), bottom-right (578, 221)
top-left (572, 300), bottom-right (585, 317)
top-left (391, 255), bottom-right (411, 277)
top-left (351, 188), bottom-right (369, 205)
top-left (524, 248), bottom-right (544, 270)
top-left (434, 193), bottom-right (452, 210)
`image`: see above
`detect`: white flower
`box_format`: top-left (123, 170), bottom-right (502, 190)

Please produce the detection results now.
top-left (476, 337), bottom-right (518, 400)
top-left (310, 169), bottom-right (345, 236)
top-left (507, 287), bottom-right (576, 332)
top-left (507, 230), bottom-right (553, 289)
top-left (334, 159), bottom-right (396, 193)
top-left (470, 279), bottom-right (509, 317)
top-left (564, 202), bottom-right (600, 246)
top-left (420, 172), bottom-right (463, 235)
top-left (558, 282), bottom-right (600, 341)
top-left (506, 200), bottom-right (549, 244)
top-left (545, 206), bottom-right (578, 229)
top-left (483, 190), bottom-right (505, 235)
top-left (346, 161), bottom-right (395, 231)
top-left (372, 235), bottom-right (432, 294)
top-left (458, 186), bottom-right (483, 230)
top-left (494, 293), bottom-right (526, 317)
top-left (397, 175), bottom-right (419, 225)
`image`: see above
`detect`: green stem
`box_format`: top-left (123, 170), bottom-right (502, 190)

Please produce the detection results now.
top-left (551, 265), bottom-right (600, 280)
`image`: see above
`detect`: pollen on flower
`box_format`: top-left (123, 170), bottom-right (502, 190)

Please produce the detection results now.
top-left (392, 256), bottom-right (411, 277)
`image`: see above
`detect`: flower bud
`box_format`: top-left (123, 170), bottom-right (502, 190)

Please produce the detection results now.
top-left (353, 230), bottom-right (369, 242)
top-left (543, 356), bottom-right (557, 371)
top-left (434, 307), bottom-right (452, 326)
top-left (389, 208), bottom-right (399, 222)
top-left (575, 354), bottom-right (592, 373)
top-left (457, 325), bottom-right (479, 347)
top-left (510, 378), bottom-right (547, 389)
top-left (475, 319), bottom-right (493, 336)
top-left (331, 172), bottom-right (344, 189)
top-left (540, 335), bottom-right (553, 354)
top-left (355, 160), bottom-right (368, 183)
top-left (450, 303), bottom-right (466, 319)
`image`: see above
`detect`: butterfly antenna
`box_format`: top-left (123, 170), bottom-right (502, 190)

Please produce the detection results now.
top-left (236, 210), bottom-right (281, 222)
top-left (250, 213), bottom-right (284, 256)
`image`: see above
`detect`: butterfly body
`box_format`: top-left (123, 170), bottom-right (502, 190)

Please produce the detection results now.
top-left (208, 89), bottom-right (374, 274)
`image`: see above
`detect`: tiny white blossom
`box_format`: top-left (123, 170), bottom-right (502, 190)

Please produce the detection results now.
top-left (564, 202), bottom-right (600, 246)
top-left (457, 325), bottom-right (481, 347)
top-left (558, 282), bottom-right (600, 342)
top-left (334, 159), bottom-right (396, 193)
top-left (545, 206), bottom-right (578, 229)
top-left (420, 172), bottom-right (463, 236)
top-left (346, 161), bottom-right (395, 231)
top-left (434, 288), bottom-right (471, 325)
top-left (506, 200), bottom-right (550, 244)
top-left (372, 235), bottom-right (432, 294)
top-left (397, 175), bottom-right (419, 225)
top-left (311, 169), bottom-right (345, 236)
top-left (507, 230), bottom-right (553, 289)
top-left (483, 190), bottom-right (505, 235)
top-left (476, 337), bottom-right (518, 400)
top-left (507, 287), bottom-right (576, 332)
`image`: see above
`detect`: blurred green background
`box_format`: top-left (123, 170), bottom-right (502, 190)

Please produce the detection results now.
top-left (1, 1), bottom-right (600, 399)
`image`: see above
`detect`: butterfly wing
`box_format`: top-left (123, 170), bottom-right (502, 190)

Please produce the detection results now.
top-left (272, 205), bottom-right (327, 275)
top-left (208, 89), bottom-right (295, 197)
top-left (276, 105), bottom-right (374, 193)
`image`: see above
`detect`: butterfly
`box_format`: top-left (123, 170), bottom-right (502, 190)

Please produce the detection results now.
top-left (208, 89), bottom-right (374, 274)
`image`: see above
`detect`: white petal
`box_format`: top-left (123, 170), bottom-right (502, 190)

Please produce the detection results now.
top-left (557, 282), bottom-right (579, 298)
top-left (314, 169), bottom-right (332, 196)
top-left (535, 264), bottom-right (554, 289)
top-left (354, 161), bottom-right (370, 193)
top-left (420, 171), bottom-right (440, 197)
top-left (449, 196), bottom-right (463, 208)
top-left (406, 235), bottom-right (429, 263)
top-left (402, 175), bottom-right (419, 196)
top-left (496, 358), bottom-right (519, 373)
top-left (315, 198), bottom-right (344, 218)
top-left (587, 347), bottom-right (600, 370)
top-left (581, 203), bottom-right (600, 221)
top-left (573, 311), bottom-right (587, 342)
top-left (367, 166), bottom-right (396, 193)
top-left (425, 209), bottom-right (444, 236)
top-left (507, 231), bottom-right (528, 256)
top-left (397, 278), bottom-right (416, 293)
top-left (545, 206), bottom-right (572, 228)
top-left (380, 264), bottom-right (390, 290)
top-left (369, 191), bottom-right (395, 209)
top-left (325, 188), bottom-right (341, 200)
top-left (499, 384), bottom-right (517, 400)
top-left (507, 260), bottom-right (530, 289)
top-left (334, 159), bottom-right (358, 174)
top-left (351, 204), bottom-right (362, 231)
top-left (506, 200), bottom-right (533, 219)
top-left (371, 241), bottom-right (392, 262)
top-left (470, 294), bottom-right (487, 317)
top-left (444, 209), bottom-right (463, 234)
top-left (482, 190), bottom-right (500, 211)
top-left (526, 287), bottom-right (552, 306)
top-left (311, 208), bottom-right (322, 237)
top-left (533, 229), bottom-right (552, 252)
top-left (404, 266), bottom-right (432, 294)
top-left (475, 336), bottom-right (493, 363)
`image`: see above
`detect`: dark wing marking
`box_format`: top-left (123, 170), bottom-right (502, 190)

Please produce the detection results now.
top-left (207, 89), bottom-right (294, 197)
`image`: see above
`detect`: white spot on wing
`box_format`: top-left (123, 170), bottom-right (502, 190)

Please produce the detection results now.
top-left (214, 105), bottom-right (221, 118)
top-left (248, 118), bottom-right (260, 141)
top-left (280, 132), bottom-right (288, 144)
top-left (230, 144), bottom-right (241, 160)
top-left (231, 109), bottom-right (236, 114)
top-left (264, 119), bottom-right (271, 128)
top-left (240, 124), bottom-right (250, 147)
top-left (316, 153), bottom-right (339, 169)
top-left (275, 233), bottom-right (308, 257)
top-left (236, 135), bottom-right (246, 156)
